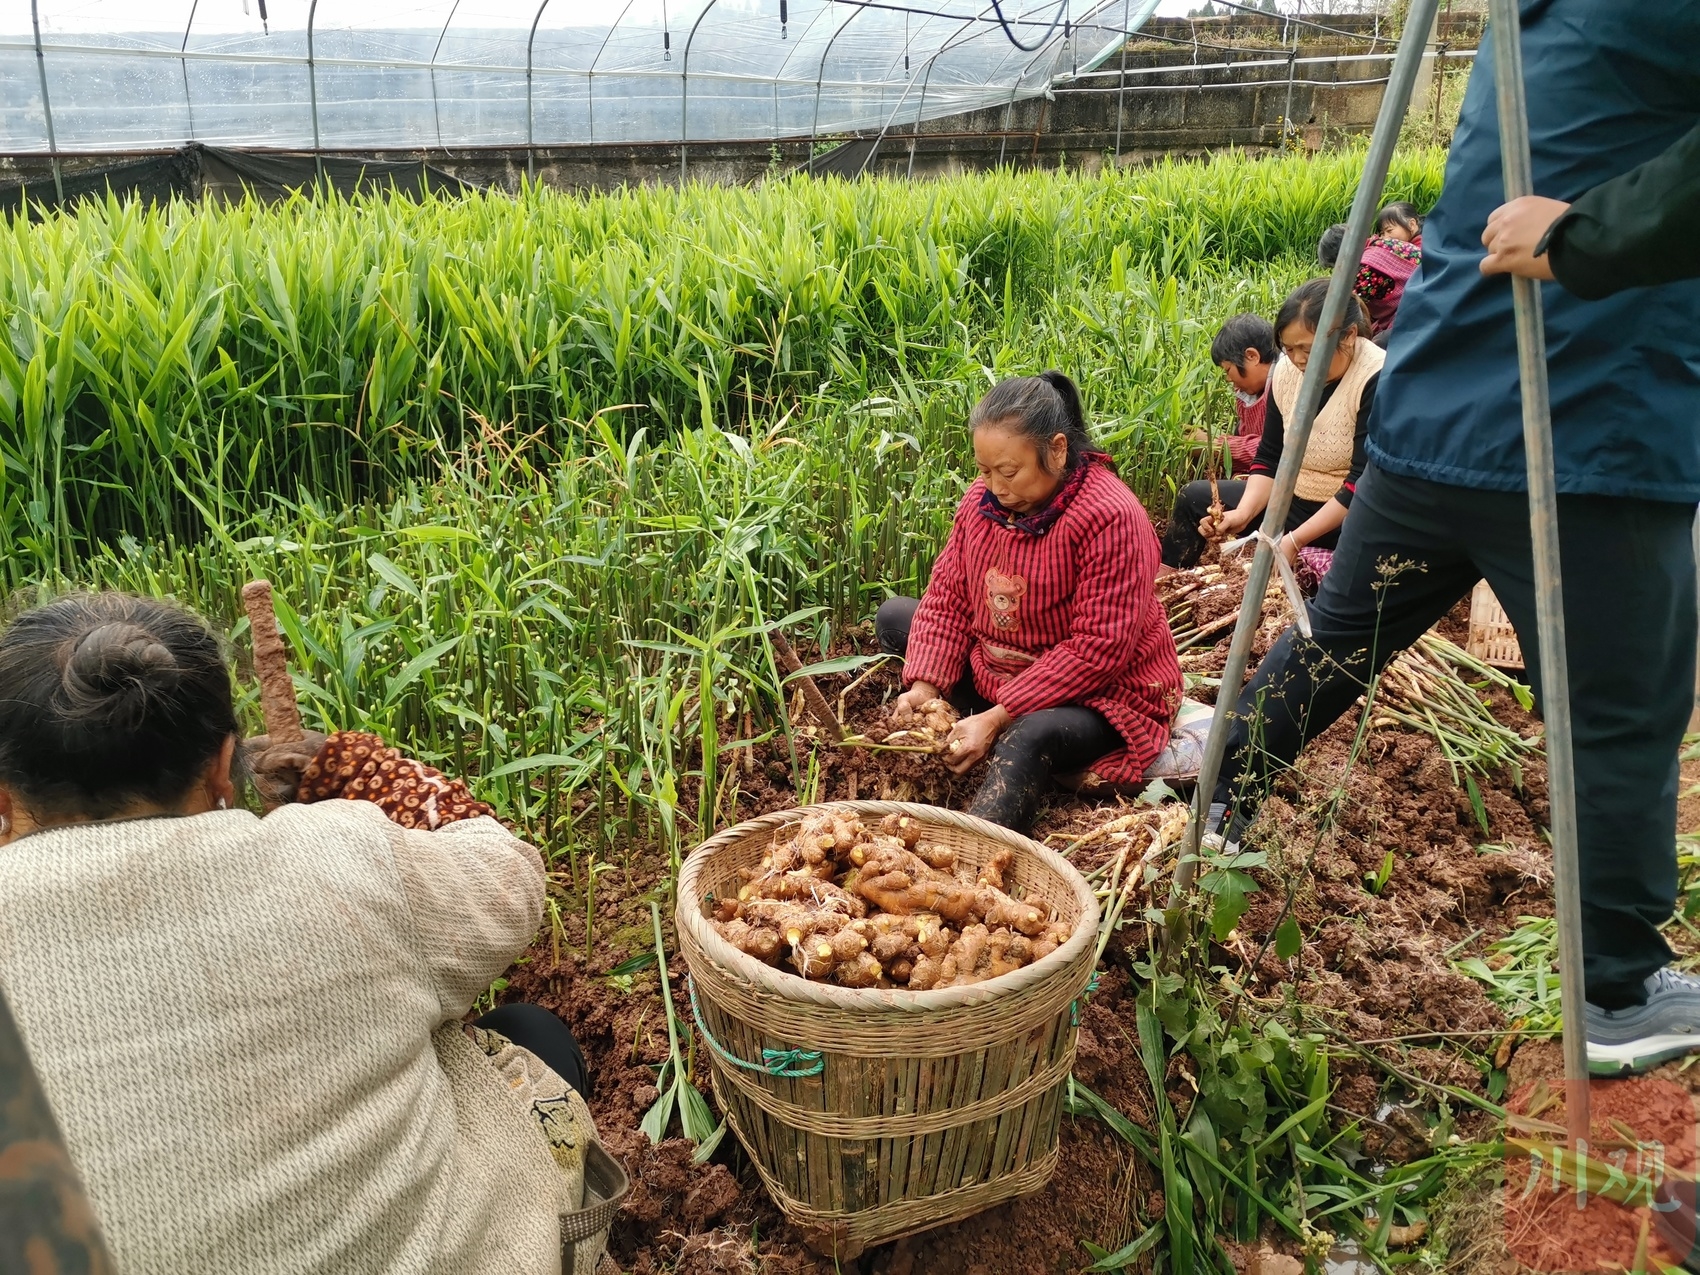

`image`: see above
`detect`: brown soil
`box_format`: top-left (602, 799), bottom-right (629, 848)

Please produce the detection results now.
top-left (1438, 742), bottom-right (1700, 1275)
top-left (498, 606), bottom-right (1581, 1274)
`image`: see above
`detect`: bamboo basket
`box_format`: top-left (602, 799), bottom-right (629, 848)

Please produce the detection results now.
top-left (1466, 580), bottom-right (1524, 669)
top-left (676, 801), bottom-right (1100, 1259)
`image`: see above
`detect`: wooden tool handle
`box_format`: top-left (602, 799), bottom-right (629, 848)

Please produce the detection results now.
top-left (241, 580), bottom-right (304, 744)
top-left (771, 628), bottom-right (845, 743)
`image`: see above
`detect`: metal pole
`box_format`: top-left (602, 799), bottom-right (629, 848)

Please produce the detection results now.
top-left (858, 6), bottom-right (994, 179)
top-left (587, 0), bottom-right (638, 151)
top-left (680, 0), bottom-right (720, 183)
top-left (999, 81), bottom-right (1019, 166)
top-left (429, 0), bottom-right (464, 152)
top-left (908, 39), bottom-right (939, 179)
top-left (1000, 39), bottom-right (1054, 169)
top-left (1431, 40), bottom-right (1448, 142)
top-left (1281, 46), bottom-right (1296, 146)
top-left (28, 0), bottom-right (63, 203)
top-left (1112, 0), bottom-right (1129, 161)
top-left (181, 0), bottom-right (201, 143)
top-left (1173, 0), bottom-right (1442, 904)
top-left (527, 0), bottom-right (552, 183)
top-left (0, 985), bottom-right (116, 1272)
top-left (809, 6), bottom-right (861, 175)
top-left (306, 0), bottom-right (323, 182)
top-left (1487, 0), bottom-right (1589, 1148)
top-left (771, 1), bottom-right (830, 157)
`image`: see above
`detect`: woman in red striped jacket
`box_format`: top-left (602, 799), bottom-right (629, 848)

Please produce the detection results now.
top-left (875, 372), bottom-right (1183, 833)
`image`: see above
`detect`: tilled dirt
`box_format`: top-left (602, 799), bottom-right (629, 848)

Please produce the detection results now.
top-left (499, 619), bottom-right (1559, 1274)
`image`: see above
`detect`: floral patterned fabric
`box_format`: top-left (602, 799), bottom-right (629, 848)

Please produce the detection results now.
top-left (1296, 545), bottom-right (1335, 596)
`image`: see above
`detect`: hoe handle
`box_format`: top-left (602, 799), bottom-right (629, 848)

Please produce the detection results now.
top-left (771, 628), bottom-right (845, 742)
top-left (241, 580), bottom-right (304, 744)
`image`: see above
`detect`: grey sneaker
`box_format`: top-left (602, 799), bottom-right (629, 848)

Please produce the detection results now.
top-left (1586, 967), bottom-right (1700, 1076)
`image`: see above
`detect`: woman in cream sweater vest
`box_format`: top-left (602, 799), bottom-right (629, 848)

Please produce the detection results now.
top-left (1161, 278), bottom-right (1385, 575)
top-left (0, 593), bottom-right (603, 1275)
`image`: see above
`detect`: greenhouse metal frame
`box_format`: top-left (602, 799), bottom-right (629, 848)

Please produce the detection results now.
top-left (3, 0), bottom-right (1151, 177)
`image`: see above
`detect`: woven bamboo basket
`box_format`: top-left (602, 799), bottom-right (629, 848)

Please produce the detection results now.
top-left (1466, 580), bottom-right (1524, 669)
top-left (676, 801), bottom-right (1100, 1259)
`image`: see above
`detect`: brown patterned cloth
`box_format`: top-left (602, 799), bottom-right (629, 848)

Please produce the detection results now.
top-left (297, 731), bottom-right (495, 829)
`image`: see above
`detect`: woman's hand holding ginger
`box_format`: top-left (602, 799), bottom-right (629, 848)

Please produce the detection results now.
top-left (244, 730), bottom-right (329, 809)
top-left (943, 706), bottom-right (1011, 774)
top-left (1201, 504), bottom-right (1249, 543)
top-left (894, 682), bottom-right (943, 717)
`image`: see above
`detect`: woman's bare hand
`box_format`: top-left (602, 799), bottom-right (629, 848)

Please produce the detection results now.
top-left (244, 730), bottom-right (329, 809)
top-left (942, 707), bottom-right (1010, 775)
top-left (1203, 505), bottom-right (1250, 543)
top-left (1480, 195), bottom-right (1569, 281)
top-left (894, 682), bottom-right (942, 717)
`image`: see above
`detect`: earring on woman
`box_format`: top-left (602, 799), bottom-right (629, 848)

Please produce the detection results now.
top-left (0, 814), bottom-right (11, 836)
top-left (216, 797), bottom-right (228, 811)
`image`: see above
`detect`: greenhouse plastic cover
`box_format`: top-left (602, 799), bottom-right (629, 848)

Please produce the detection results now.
top-left (1, 0), bottom-right (1155, 153)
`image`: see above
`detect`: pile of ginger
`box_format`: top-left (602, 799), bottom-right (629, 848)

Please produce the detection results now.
top-left (710, 811), bottom-right (1072, 990)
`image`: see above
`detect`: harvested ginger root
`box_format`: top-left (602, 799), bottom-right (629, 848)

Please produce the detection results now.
top-left (709, 812), bottom-right (1068, 988)
top-left (882, 699), bottom-right (960, 751)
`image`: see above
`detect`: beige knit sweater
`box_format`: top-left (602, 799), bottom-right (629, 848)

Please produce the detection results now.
top-left (0, 800), bottom-right (568, 1275)
top-left (1269, 338), bottom-right (1386, 503)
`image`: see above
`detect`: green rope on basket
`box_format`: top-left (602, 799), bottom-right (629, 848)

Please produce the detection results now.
top-left (687, 978), bottom-right (825, 1079)
top-left (1070, 971), bottom-right (1101, 1027)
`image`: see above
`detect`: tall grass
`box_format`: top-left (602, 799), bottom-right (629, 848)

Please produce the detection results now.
top-left (0, 145), bottom-right (1450, 860)
top-left (0, 147), bottom-right (1445, 574)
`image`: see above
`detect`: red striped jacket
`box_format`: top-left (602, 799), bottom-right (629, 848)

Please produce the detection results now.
top-left (902, 461), bottom-right (1183, 785)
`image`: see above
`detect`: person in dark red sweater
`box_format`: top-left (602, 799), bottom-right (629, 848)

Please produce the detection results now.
top-left (874, 372), bottom-right (1182, 833)
top-left (1161, 313), bottom-right (1277, 573)
top-left (1202, 312), bottom-right (1276, 476)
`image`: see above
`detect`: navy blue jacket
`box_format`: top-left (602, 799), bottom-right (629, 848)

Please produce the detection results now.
top-left (1366, 0), bottom-right (1700, 503)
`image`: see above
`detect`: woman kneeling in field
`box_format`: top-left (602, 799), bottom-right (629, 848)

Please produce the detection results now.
top-left (877, 371), bottom-right (1182, 833)
top-left (1161, 278), bottom-right (1385, 581)
top-left (0, 593), bottom-right (600, 1275)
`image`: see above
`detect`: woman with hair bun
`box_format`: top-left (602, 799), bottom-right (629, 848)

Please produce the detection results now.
top-left (0, 593), bottom-right (605, 1275)
top-left (875, 371), bottom-right (1182, 833)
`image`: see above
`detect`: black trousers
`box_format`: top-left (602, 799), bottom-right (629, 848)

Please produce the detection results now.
top-left (1160, 478), bottom-right (1334, 569)
top-left (876, 597), bottom-right (1123, 833)
top-left (474, 1003), bottom-right (590, 1097)
top-left (1213, 462), bottom-right (1697, 1008)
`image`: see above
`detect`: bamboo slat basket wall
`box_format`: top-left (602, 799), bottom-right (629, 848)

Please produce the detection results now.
top-left (677, 801), bottom-right (1099, 1259)
top-left (1466, 580), bottom-right (1524, 669)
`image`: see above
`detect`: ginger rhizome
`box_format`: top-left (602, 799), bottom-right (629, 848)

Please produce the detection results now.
top-left (709, 812), bottom-right (1070, 989)
top-left (881, 698), bottom-right (961, 752)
